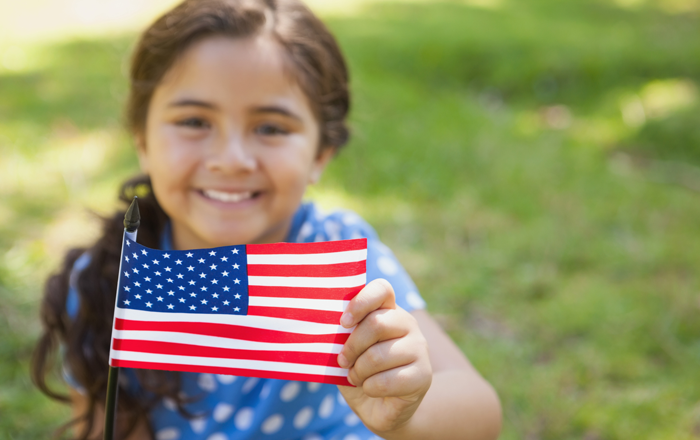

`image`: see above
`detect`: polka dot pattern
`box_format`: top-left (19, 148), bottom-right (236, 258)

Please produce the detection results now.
top-left (293, 406), bottom-right (314, 429)
top-left (213, 403), bottom-right (235, 423)
top-left (261, 414), bottom-right (284, 434)
top-left (280, 381), bottom-right (301, 402)
top-left (155, 427), bottom-right (180, 440)
top-left (318, 394), bottom-right (335, 419)
top-left (234, 407), bottom-right (254, 431)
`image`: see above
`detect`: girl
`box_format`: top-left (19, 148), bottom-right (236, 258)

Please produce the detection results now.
top-left (32, 1), bottom-right (502, 439)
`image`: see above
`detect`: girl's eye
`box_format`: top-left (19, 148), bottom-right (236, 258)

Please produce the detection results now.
top-left (255, 124), bottom-right (289, 136)
top-left (175, 117), bottom-right (210, 129)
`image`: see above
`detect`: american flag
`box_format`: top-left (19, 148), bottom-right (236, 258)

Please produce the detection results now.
top-left (109, 237), bottom-right (367, 386)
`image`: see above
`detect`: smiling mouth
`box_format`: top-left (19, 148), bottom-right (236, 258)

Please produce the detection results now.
top-left (201, 189), bottom-right (258, 203)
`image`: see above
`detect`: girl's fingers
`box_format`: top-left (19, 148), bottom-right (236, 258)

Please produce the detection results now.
top-left (340, 279), bottom-right (397, 329)
top-left (360, 359), bottom-right (432, 399)
top-left (348, 337), bottom-right (420, 387)
top-left (338, 307), bottom-right (415, 369)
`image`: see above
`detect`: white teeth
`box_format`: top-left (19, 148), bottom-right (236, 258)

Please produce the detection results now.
top-left (203, 189), bottom-right (253, 203)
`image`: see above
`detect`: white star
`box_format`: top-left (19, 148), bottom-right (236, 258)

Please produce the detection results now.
top-left (179, 298), bottom-right (186, 303)
top-left (132, 253), bottom-right (138, 259)
top-left (155, 271), bottom-right (161, 276)
top-left (125, 256), bottom-right (130, 262)
top-left (146, 301), bottom-right (152, 307)
top-left (143, 263), bottom-right (149, 269)
top-left (234, 278), bottom-right (240, 284)
top-left (223, 300), bottom-right (230, 306)
top-left (209, 251), bottom-right (216, 256)
top-left (167, 278), bottom-right (173, 283)
top-left (212, 293), bottom-right (219, 298)
top-left (233, 263), bottom-right (240, 269)
top-left (210, 264), bottom-right (217, 270)
top-left (167, 304), bottom-right (174, 309)
top-left (175, 259), bottom-right (182, 265)
top-left (198, 258), bottom-right (205, 264)
top-left (178, 286), bottom-right (185, 291)
top-left (157, 296), bottom-right (163, 301)
top-left (165, 267), bottom-right (171, 272)
top-left (177, 274), bottom-right (184, 279)
top-left (125, 286), bottom-right (131, 292)
top-left (190, 293), bottom-right (197, 298)
top-left (135, 294), bottom-right (142, 299)
top-left (201, 299), bottom-right (208, 305)
top-left (223, 286), bottom-right (230, 292)
top-left (234, 294), bottom-right (241, 299)
top-left (163, 253), bottom-right (170, 259)
top-left (234, 307), bottom-right (240, 312)
top-left (190, 305), bottom-right (196, 310)
top-left (146, 289), bottom-right (152, 294)
top-left (156, 284), bottom-right (163, 289)
top-left (133, 268), bottom-right (139, 274)
top-left (124, 272), bottom-right (130, 278)
top-left (186, 252), bottom-right (193, 258)
top-left (168, 290), bottom-right (174, 296)
top-left (141, 249), bottom-right (147, 256)
top-left (189, 280), bottom-right (196, 286)
top-left (134, 282), bottom-right (141, 287)
top-left (144, 276), bottom-right (151, 282)
top-left (221, 271), bottom-right (229, 277)
top-left (221, 256), bottom-right (228, 262)
top-left (152, 259), bottom-right (159, 265)
top-left (124, 300), bottom-right (131, 305)
top-left (232, 248), bottom-right (239, 254)
top-left (199, 273), bottom-right (206, 279)
top-left (212, 306), bottom-right (219, 311)
top-left (126, 240), bottom-right (131, 247)
top-left (187, 266), bottom-right (194, 271)
top-left (211, 279), bottom-right (218, 285)
top-left (201, 286), bottom-right (208, 292)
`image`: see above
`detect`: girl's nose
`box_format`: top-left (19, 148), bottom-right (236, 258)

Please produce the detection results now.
top-left (205, 133), bottom-right (257, 174)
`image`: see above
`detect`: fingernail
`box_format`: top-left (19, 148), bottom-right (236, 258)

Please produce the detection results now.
top-left (340, 312), bottom-right (353, 328)
top-left (347, 375), bottom-right (355, 386)
top-left (337, 353), bottom-right (348, 368)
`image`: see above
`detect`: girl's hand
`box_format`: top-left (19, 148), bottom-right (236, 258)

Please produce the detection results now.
top-left (336, 279), bottom-right (433, 436)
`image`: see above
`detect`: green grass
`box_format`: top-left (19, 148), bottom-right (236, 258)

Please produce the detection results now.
top-left (3, 0), bottom-right (700, 438)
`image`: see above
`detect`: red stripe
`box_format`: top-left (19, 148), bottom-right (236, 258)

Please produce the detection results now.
top-left (247, 261), bottom-right (365, 277)
top-left (247, 306), bottom-right (342, 325)
top-left (114, 318), bottom-right (349, 344)
top-left (112, 339), bottom-right (341, 368)
top-left (111, 359), bottom-right (353, 386)
top-left (249, 285), bottom-right (362, 300)
top-left (246, 238), bottom-right (367, 255)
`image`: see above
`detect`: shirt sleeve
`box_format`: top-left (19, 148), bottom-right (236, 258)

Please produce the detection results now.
top-left (320, 209), bottom-right (428, 313)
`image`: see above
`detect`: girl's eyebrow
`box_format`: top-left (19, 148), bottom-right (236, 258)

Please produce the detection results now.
top-left (168, 99), bottom-right (218, 109)
top-left (252, 106), bottom-right (302, 121)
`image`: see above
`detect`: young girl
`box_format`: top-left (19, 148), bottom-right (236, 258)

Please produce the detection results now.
top-left (33, 1), bottom-right (501, 439)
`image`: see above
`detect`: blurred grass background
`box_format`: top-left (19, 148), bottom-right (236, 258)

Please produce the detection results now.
top-left (2, 0), bottom-right (700, 438)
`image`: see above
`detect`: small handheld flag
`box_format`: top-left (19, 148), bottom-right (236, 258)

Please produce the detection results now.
top-left (108, 235), bottom-right (367, 386)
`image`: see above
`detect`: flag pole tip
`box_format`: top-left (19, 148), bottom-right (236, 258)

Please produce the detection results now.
top-left (124, 196), bottom-right (141, 232)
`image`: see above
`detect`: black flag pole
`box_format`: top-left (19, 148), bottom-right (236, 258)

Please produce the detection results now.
top-left (104, 196), bottom-right (140, 440)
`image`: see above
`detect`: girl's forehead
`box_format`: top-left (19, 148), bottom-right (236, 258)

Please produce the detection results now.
top-left (155, 36), bottom-right (309, 111)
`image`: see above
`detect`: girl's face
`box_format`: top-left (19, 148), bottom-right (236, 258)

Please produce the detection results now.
top-left (138, 36), bottom-right (334, 249)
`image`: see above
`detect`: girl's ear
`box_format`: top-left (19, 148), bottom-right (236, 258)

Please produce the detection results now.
top-left (134, 133), bottom-right (150, 174)
top-left (309, 147), bottom-right (336, 185)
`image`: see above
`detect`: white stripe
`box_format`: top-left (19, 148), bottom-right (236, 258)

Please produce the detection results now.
top-left (247, 249), bottom-right (367, 265)
top-left (115, 308), bottom-right (352, 334)
top-left (248, 274), bottom-right (366, 288)
top-left (249, 296), bottom-right (349, 312)
top-left (113, 330), bottom-right (343, 354)
top-left (111, 350), bottom-right (348, 377)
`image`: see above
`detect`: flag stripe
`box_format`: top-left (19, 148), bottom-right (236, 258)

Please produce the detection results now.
top-left (115, 318), bottom-right (351, 344)
top-left (247, 306), bottom-right (342, 325)
top-left (248, 296), bottom-right (349, 312)
top-left (111, 359), bottom-right (352, 386)
top-left (110, 350), bottom-right (349, 376)
top-left (113, 339), bottom-right (341, 368)
top-left (246, 249), bottom-right (367, 265)
top-left (248, 285), bottom-right (362, 300)
top-left (248, 274), bottom-right (366, 288)
top-left (115, 308), bottom-right (352, 334)
top-left (113, 330), bottom-right (343, 353)
top-left (246, 239), bottom-right (366, 255)
top-left (247, 261), bottom-right (365, 277)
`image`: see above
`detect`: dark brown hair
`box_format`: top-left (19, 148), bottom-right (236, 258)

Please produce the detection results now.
top-left (32, 1), bottom-right (350, 438)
